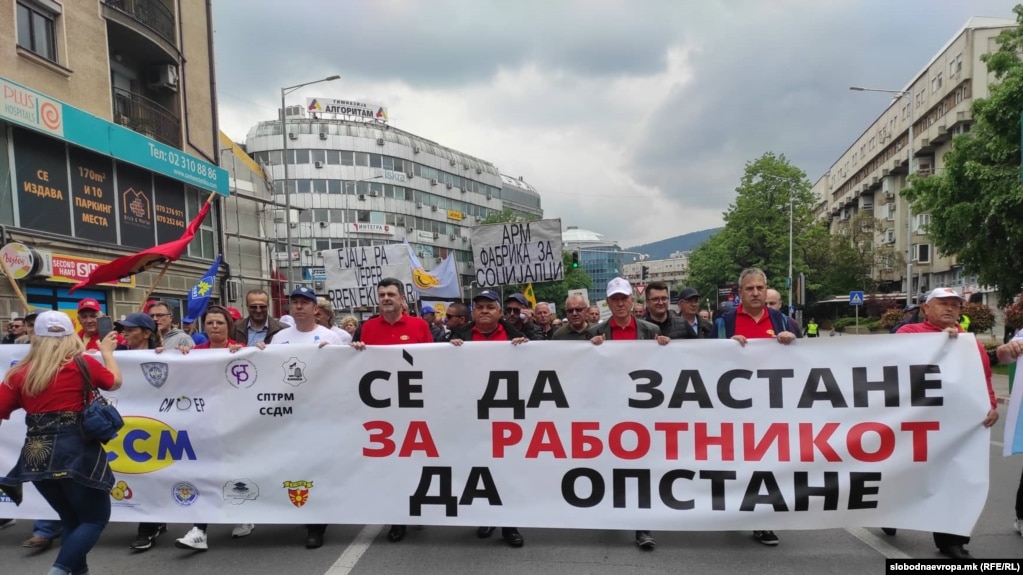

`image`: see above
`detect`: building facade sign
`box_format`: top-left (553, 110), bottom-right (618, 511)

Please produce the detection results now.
top-left (48, 254), bottom-right (136, 288)
top-left (1, 78), bottom-right (63, 137)
top-left (306, 98), bottom-right (387, 122)
top-left (345, 223), bottom-right (394, 235)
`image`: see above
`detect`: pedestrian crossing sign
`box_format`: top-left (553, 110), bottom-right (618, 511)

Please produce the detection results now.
top-left (849, 291), bottom-right (864, 306)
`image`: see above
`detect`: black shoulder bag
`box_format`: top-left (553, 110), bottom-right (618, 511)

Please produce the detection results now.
top-left (75, 356), bottom-right (123, 443)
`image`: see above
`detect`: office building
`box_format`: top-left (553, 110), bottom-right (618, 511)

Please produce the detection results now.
top-left (562, 226), bottom-right (624, 290)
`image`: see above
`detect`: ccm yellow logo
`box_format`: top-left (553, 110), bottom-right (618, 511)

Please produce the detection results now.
top-left (106, 416), bottom-right (196, 474)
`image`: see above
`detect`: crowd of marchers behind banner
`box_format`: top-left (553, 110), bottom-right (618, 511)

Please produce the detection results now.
top-left (1, 269), bottom-right (1022, 573)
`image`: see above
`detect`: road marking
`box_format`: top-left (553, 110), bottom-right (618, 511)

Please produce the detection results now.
top-left (324, 524), bottom-right (382, 575)
top-left (993, 441), bottom-right (1004, 448)
top-left (844, 527), bottom-right (911, 559)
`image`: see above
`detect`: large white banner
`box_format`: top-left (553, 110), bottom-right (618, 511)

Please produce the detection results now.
top-left (471, 218), bottom-right (564, 287)
top-left (322, 243), bottom-right (417, 308)
top-left (0, 335), bottom-right (990, 535)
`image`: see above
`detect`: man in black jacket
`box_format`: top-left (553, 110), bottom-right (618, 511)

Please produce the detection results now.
top-left (449, 290), bottom-right (527, 547)
top-left (504, 293), bottom-right (544, 340)
top-left (643, 281), bottom-right (689, 338)
top-left (676, 287), bottom-right (714, 339)
top-left (588, 277), bottom-right (669, 550)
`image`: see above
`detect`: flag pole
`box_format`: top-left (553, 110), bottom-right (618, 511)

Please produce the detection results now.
top-left (0, 257), bottom-right (31, 314)
top-left (138, 192), bottom-right (218, 310)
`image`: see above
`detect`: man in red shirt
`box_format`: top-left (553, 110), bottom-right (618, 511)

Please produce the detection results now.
top-left (893, 287), bottom-right (998, 559)
top-left (350, 277), bottom-right (433, 544)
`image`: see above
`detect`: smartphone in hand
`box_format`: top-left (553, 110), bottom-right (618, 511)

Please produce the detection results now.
top-left (96, 316), bottom-right (113, 340)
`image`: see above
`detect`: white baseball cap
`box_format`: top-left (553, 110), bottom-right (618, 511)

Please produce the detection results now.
top-left (34, 311), bottom-right (74, 338)
top-left (925, 287), bottom-right (966, 303)
top-left (606, 277), bottom-right (633, 298)
top-left (279, 314), bottom-right (295, 327)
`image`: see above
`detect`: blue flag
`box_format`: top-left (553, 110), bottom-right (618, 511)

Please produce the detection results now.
top-left (405, 241), bottom-right (461, 298)
top-left (184, 255), bottom-right (222, 323)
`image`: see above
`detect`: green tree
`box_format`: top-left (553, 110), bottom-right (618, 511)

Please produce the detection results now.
top-left (804, 211), bottom-right (905, 300)
top-left (904, 5), bottom-right (1023, 304)
top-left (687, 152), bottom-right (815, 304)
top-left (531, 252), bottom-right (594, 310)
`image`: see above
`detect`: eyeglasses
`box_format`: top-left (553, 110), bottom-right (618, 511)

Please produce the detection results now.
top-left (248, 305), bottom-right (268, 310)
top-left (504, 307), bottom-right (523, 314)
top-left (149, 313), bottom-right (170, 319)
top-left (565, 307), bottom-right (586, 314)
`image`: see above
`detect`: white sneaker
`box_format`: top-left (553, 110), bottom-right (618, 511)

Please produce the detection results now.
top-left (174, 526), bottom-right (208, 551)
top-left (1014, 518), bottom-right (1023, 536)
top-left (231, 523), bottom-right (255, 538)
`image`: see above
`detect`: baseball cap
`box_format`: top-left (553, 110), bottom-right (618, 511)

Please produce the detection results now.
top-left (290, 285), bottom-right (317, 302)
top-left (925, 287), bottom-right (966, 303)
top-left (279, 314), bottom-right (295, 327)
top-left (505, 293), bottom-right (528, 307)
top-left (679, 287), bottom-right (700, 300)
top-left (226, 307), bottom-right (243, 321)
top-left (115, 312), bottom-right (156, 332)
top-left (34, 311), bottom-right (75, 338)
top-left (903, 304), bottom-right (919, 313)
top-left (77, 298), bottom-right (101, 313)
top-left (606, 277), bottom-right (633, 298)
top-left (421, 306), bottom-right (436, 314)
top-left (473, 290), bottom-right (500, 302)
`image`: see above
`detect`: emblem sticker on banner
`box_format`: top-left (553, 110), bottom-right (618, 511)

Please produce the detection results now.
top-left (282, 358), bottom-right (307, 386)
top-left (141, 362), bottom-right (169, 388)
top-left (225, 359), bottom-right (257, 389)
top-left (224, 479), bottom-right (259, 505)
top-left (111, 480), bottom-right (139, 508)
top-left (172, 482), bottom-right (199, 507)
top-left (284, 480), bottom-right (313, 508)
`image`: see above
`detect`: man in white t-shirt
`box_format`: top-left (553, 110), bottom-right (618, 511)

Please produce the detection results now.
top-left (256, 285), bottom-right (343, 551)
top-left (258, 286), bottom-right (345, 348)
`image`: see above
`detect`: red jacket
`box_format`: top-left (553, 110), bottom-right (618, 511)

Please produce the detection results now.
top-left (895, 321), bottom-right (996, 409)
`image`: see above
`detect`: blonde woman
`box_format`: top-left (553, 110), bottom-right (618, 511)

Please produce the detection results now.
top-left (0, 311), bottom-right (121, 575)
top-left (340, 315), bottom-right (359, 336)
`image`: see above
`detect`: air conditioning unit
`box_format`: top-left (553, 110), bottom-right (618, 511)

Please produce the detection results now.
top-left (406, 171), bottom-right (414, 178)
top-left (431, 205), bottom-right (438, 212)
top-left (461, 236), bottom-right (468, 243)
top-left (884, 230), bottom-right (896, 244)
top-left (449, 233), bottom-right (456, 240)
top-left (358, 194), bottom-right (366, 201)
top-left (462, 164), bottom-right (470, 170)
top-left (460, 187), bottom-right (468, 194)
top-left (881, 169), bottom-right (889, 176)
top-left (885, 191), bottom-right (895, 200)
top-left (416, 202), bottom-right (423, 209)
top-left (314, 161), bottom-right (324, 168)
top-left (376, 138), bottom-right (385, 146)
top-left (476, 168), bottom-right (482, 175)
top-left (146, 64), bottom-right (179, 92)
top-left (319, 132), bottom-right (327, 140)
top-left (434, 257), bottom-right (442, 264)
top-left (446, 182), bottom-right (453, 189)
top-left (302, 249), bottom-right (312, 256)
top-left (433, 232), bottom-right (440, 239)
top-left (370, 191), bottom-right (379, 197)
top-left (430, 178), bottom-right (438, 186)
top-left (225, 279), bottom-right (241, 302)
top-left (486, 192), bottom-right (493, 200)
top-left (450, 159), bottom-right (456, 166)
top-left (313, 280), bottom-right (325, 292)
top-left (413, 147), bottom-right (421, 154)
top-left (289, 222), bottom-right (297, 228)
top-left (317, 221), bottom-right (328, 228)
top-left (288, 133), bottom-right (297, 140)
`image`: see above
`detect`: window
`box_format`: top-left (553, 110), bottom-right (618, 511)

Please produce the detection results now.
top-left (913, 243), bottom-right (931, 264)
top-left (327, 180), bottom-right (342, 194)
top-left (913, 213), bottom-right (931, 233)
top-left (931, 73), bottom-right (942, 93)
top-left (17, 2), bottom-right (57, 63)
top-left (310, 149), bottom-right (326, 164)
top-left (313, 208), bottom-right (329, 221)
top-left (339, 151), bottom-right (354, 166)
top-left (355, 152), bottom-right (370, 167)
top-left (293, 149), bottom-right (310, 164)
top-left (185, 187), bottom-right (217, 260)
top-left (315, 239), bottom-right (331, 251)
top-left (326, 150), bottom-right (340, 165)
top-left (312, 179), bottom-right (327, 194)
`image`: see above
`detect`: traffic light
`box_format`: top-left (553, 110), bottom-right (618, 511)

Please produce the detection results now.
top-left (641, 266), bottom-right (649, 281)
top-left (571, 251), bottom-right (580, 268)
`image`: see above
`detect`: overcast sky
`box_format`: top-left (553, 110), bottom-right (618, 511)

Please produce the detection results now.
top-left (212, 0), bottom-right (1015, 247)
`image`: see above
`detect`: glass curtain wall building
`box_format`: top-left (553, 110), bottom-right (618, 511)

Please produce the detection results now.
top-left (562, 227), bottom-right (624, 291)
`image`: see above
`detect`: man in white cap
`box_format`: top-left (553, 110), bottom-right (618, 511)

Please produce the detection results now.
top-left (891, 286), bottom-right (998, 559)
top-left (588, 277), bottom-right (668, 550)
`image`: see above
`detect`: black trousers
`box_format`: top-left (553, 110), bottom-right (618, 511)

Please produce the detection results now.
top-left (1016, 465), bottom-right (1023, 519)
top-left (307, 524), bottom-right (326, 534)
top-left (933, 532), bottom-right (969, 549)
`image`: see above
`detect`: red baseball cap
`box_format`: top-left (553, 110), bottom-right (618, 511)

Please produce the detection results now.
top-left (77, 299), bottom-right (101, 313)
top-left (226, 307), bottom-right (243, 321)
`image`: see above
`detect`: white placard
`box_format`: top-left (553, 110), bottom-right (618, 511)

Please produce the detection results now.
top-left (471, 218), bottom-right (564, 288)
top-left (322, 244), bottom-right (417, 308)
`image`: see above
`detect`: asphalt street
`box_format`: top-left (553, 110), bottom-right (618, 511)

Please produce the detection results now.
top-left (1, 405), bottom-right (1021, 575)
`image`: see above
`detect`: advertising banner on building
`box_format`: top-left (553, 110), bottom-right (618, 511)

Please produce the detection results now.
top-left (0, 335), bottom-right (989, 535)
top-left (322, 244), bottom-right (417, 309)
top-left (471, 218), bottom-right (564, 288)
top-left (306, 98), bottom-right (387, 122)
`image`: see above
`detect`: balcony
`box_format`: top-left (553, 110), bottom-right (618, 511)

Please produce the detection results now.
top-left (103, 0), bottom-right (176, 47)
top-left (113, 87), bottom-right (180, 147)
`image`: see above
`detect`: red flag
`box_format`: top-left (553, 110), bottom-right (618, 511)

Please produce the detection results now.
top-left (70, 199), bottom-right (213, 293)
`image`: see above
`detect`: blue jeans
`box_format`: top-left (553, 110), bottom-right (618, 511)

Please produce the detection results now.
top-left (33, 479), bottom-right (110, 575)
top-left (34, 518), bottom-right (62, 539)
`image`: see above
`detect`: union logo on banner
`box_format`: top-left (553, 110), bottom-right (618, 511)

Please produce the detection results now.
top-left (283, 480), bottom-right (313, 508)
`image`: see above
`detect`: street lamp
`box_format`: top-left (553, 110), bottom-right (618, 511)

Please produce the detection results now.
top-left (756, 174), bottom-right (797, 316)
top-left (280, 74), bottom-right (340, 294)
top-left (341, 175), bottom-right (384, 250)
top-left (850, 86), bottom-right (915, 303)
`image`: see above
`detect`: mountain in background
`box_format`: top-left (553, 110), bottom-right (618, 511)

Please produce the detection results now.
top-left (625, 227), bottom-right (721, 260)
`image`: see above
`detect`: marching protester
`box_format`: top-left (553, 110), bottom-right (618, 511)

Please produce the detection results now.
top-left (642, 282), bottom-right (688, 338)
top-left (698, 309), bottom-right (711, 323)
top-left (420, 306), bottom-right (446, 342)
top-left (258, 286), bottom-right (345, 549)
top-left (586, 305), bottom-right (601, 324)
top-left (765, 289), bottom-right (802, 336)
top-left (315, 297), bottom-right (352, 344)
top-left (533, 303), bottom-right (555, 340)
top-left (0, 311), bottom-right (122, 575)
top-left (233, 289), bottom-right (284, 346)
top-left (631, 302), bottom-right (646, 320)
top-left (587, 277), bottom-right (669, 550)
top-left (442, 303), bottom-right (469, 340)
top-left (76, 299), bottom-right (105, 352)
top-left (14, 312), bottom-right (37, 345)
top-left (503, 294), bottom-right (543, 340)
top-left (449, 289), bottom-right (528, 548)
top-left (891, 287), bottom-right (998, 559)
top-left (2, 317), bottom-right (25, 344)
top-left (552, 294), bottom-right (592, 340)
top-left (710, 268), bottom-right (796, 547)
top-left (112, 313), bottom-right (169, 552)
top-left (340, 315), bottom-right (359, 336)
top-left (350, 278), bottom-right (434, 543)
top-left (676, 287), bottom-right (713, 338)
top-left (172, 306), bottom-right (250, 551)
top-left (148, 302), bottom-right (195, 351)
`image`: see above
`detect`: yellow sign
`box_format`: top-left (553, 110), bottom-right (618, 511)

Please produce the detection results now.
top-left (447, 210), bottom-right (463, 221)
